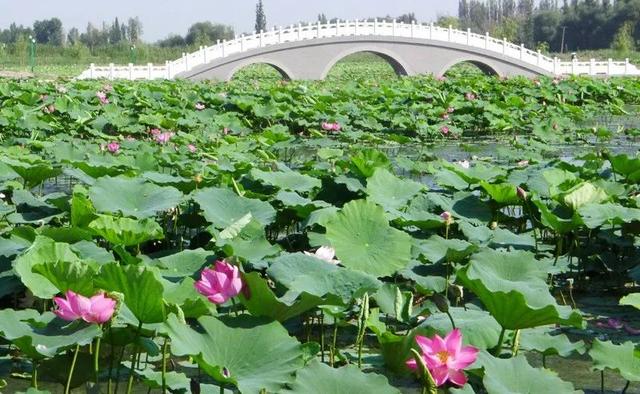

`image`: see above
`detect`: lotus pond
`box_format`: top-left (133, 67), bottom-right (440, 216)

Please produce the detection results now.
top-left (1, 72), bottom-right (640, 394)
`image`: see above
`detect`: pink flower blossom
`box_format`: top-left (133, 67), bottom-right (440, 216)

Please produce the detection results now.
top-left (321, 122), bottom-right (342, 132)
top-left (107, 142), bottom-right (120, 154)
top-left (442, 113), bottom-right (450, 120)
top-left (188, 144), bottom-right (197, 153)
top-left (53, 290), bottom-right (116, 325)
top-left (96, 91), bottom-right (109, 105)
top-left (155, 132), bottom-right (174, 145)
top-left (304, 246), bottom-right (340, 265)
top-left (102, 84), bottom-right (113, 92)
top-left (440, 126), bottom-right (450, 135)
top-left (447, 107), bottom-right (455, 114)
top-left (457, 160), bottom-right (470, 169)
top-left (465, 92), bottom-right (476, 101)
top-left (195, 102), bottom-right (205, 111)
top-left (441, 211), bottom-right (453, 223)
top-left (223, 127), bottom-right (230, 135)
top-left (149, 128), bottom-right (161, 136)
top-left (517, 160), bottom-right (529, 167)
top-left (43, 104), bottom-right (55, 114)
top-left (437, 76), bottom-right (447, 81)
top-left (407, 329), bottom-right (478, 387)
top-left (194, 261), bottom-right (244, 304)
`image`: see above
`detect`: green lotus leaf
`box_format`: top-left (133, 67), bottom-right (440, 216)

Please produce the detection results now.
top-left (479, 181), bottom-right (519, 205)
top-left (0, 309), bottom-right (101, 359)
top-left (480, 353), bottom-right (580, 394)
top-left (444, 162), bottom-right (504, 184)
top-left (283, 360), bottom-right (400, 394)
top-left (88, 215), bottom-right (164, 246)
top-left (373, 284), bottom-right (413, 323)
top-left (164, 314), bottom-right (304, 393)
top-left (349, 149), bottom-right (391, 178)
top-left (561, 182), bottom-right (608, 209)
top-left (366, 168), bottom-right (424, 211)
top-left (620, 293), bottom-right (640, 310)
top-left (458, 248), bottom-right (582, 329)
top-left (267, 253), bottom-right (381, 305)
top-left (215, 219), bottom-right (280, 261)
top-left (240, 272), bottom-right (324, 322)
top-left (414, 235), bottom-right (477, 264)
top-left (95, 263), bottom-right (166, 324)
top-left (451, 192), bottom-right (493, 224)
top-left (2, 158), bottom-right (62, 189)
top-left (251, 168), bottom-right (321, 193)
top-left (578, 203), bottom-right (640, 229)
top-left (420, 307), bottom-right (502, 350)
top-left (192, 187), bottom-right (276, 228)
top-left (325, 200), bottom-right (412, 277)
top-left (154, 248), bottom-right (216, 278)
top-left (14, 236), bottom-right (80, 299)
top-left (519, 328), bottom-right (585, 357)
top-left (32, 260), bottom-right (96, 296)
top-left (532, 198), bottom-right (582, 234)
top-left (89, 176), bottom-right (183, 219)
top-left (609, 154), bottom-right (640, 182)
top-left (589, 340), bottom-right (640, 382)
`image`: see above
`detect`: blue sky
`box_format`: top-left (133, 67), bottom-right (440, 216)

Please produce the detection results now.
top-left (0, 0), bottom-right (458, 42)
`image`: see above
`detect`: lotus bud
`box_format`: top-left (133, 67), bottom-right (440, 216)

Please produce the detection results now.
top-left (516, 186), bottom-right (528, 200)
top-left (440, 211), bottom-right (453, 224)
top-left (490, 221), bottom-right (498, 230)
top-left (194, 174), bottom-right (203, 184)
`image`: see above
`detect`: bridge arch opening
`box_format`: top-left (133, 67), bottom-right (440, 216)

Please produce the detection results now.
top-left (228, 62), bottom-right (292, 82)
top-left (322, 49), bottom-right (410, 80)
top-left (441, 60), bottom-right (500, 78)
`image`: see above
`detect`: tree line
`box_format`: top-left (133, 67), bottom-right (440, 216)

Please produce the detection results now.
top-left (456, 0), bottom-right (640, 53)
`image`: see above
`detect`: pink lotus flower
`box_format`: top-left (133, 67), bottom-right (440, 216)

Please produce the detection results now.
top-left (441, 211), bottom-right (453, 224)
top-left (304, 246), bottom-right (340, 265)
top-left (407, 329), bottom-right (478, 387)
top-left (149, 128), bottom-right (161, 136)
top-left (442, 113), bottom-right (450, 120)
top-left (53, 291), bottom-right (116, 324)
top-left (437, 76), bottom-right (447, 81)
top-left (465, 92), bottom-right (476, 101)
top-left (440, 126), bottom-right (450, 135)
top-left (43, 104), bottom-right (55, 114)
top-left (223, 127), bottom-right (230, 135)
top-left (155, 132), bottom-right (174, 144)
top-left (195, 102), bottom-right (205, 111)
top-left (96, 91), bottom-right (109, 105)
top-left (457, 160), bottom-right (470, 169)
top-left (517, 160), bottom-right (529, 167)
top-left (188, 144), bottom-right (197, 153)
top-left (447, 107), bottom-right (455, 114)
top-left (321, 122), bottom-right (342, 132)
top-left (102, 84), bottom-right (113, 92)
top-left (194, 261), bottom-right (243, 304)
top-left (107, 141), bottom-right (120, 154)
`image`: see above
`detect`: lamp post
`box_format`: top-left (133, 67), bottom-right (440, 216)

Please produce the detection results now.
top-left (28, 35), bottom-right (36, 72)
top-left (129, 44), bottom-right (137, 64)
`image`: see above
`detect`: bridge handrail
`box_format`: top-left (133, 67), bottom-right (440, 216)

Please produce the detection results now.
top-left (77, 19), bottom-right (640, 80)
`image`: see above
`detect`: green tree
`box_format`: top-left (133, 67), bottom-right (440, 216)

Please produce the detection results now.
top-left (255, 0), bottom-right (267, 32)
top-left (435, 15), bottom-right (460, 28)
top-left (33, 18), bottom-right (64, 46)
top-left (317, 13), bottom-right (328, 24)
top-left (127, 17), bottom-right (142, 43)
top-left (185, 22), bottom-right (235, 46)
top-left (611, 21), bottom-right (636, 53)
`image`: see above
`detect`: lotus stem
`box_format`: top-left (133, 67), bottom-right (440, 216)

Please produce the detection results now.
top-left (493, 327), bottom-right (506, 356)
top-left (94, 336), bottom-right (102, 383)
top-left (126, 322), bottom-right (143, 394)
top-left (600, 370), bottom-right (604, 394)
top-left (320, 310), bottom-right (325, 363)
top-left (330, 320), bottom-right (338, 367)
top-left (31, 359), bottom-right (38, 389)
top-left (113, 342), bottom-right (126, 394)
top-left (622, 380), bottom-right (630, 394)
top-left (162, 338), bottom-right (169, 394)
top-left (65, 344), bottom-right (81, 394)
top-left (511, 329), bottom-right (521, 356)
top-left (446, 311), bottom-right (456, 329)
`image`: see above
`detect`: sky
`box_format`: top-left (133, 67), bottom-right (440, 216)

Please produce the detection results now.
top-left (0, 0), bottom-right (458, 42)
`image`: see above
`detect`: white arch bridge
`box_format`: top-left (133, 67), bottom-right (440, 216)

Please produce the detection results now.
top-left (78, 20), bottom-right (640, 81)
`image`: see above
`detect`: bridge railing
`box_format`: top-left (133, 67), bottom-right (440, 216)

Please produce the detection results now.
top-left (77, 19), bottom-right (640, 80)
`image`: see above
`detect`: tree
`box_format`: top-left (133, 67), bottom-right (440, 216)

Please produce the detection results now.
top-left (611, 21), bottom-right (636, 53)
top-left (317, 13), bottom-right (328, 24)
top-left (127, 17), bottom-right (142, 43)
top-left (435, 15), bottom-right (460, 29)
top-left (397, 13), bottom-right (417, 24)
top-left (67, 27), bottom-right (80, 46)
top-left (185, 22), bottom-right (235, 46)
top-left (33, 18), bottom-right (64, 45)
top-left (110, 17), bottom-right (123, 44)
top-left (255, 0), bottom-right (267, 32)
